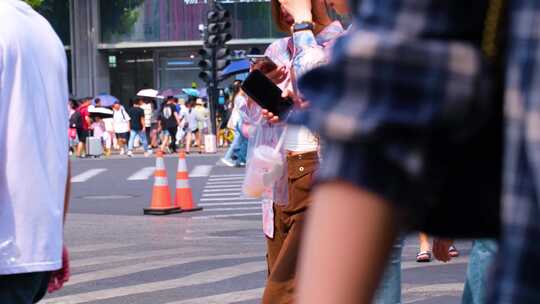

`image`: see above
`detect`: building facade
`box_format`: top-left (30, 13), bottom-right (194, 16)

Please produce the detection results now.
top-left (38, 0), bottom-right (281, 102)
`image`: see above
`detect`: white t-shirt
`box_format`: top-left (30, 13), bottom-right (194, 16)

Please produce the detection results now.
top-left (140, 103), bottom-right (152, 128)
top-left (113, 106), bottom-right (131, 133)
top-left (0, 0), bottom-right (69, 274)
top-left (284, 126), bottom-right (318, 152)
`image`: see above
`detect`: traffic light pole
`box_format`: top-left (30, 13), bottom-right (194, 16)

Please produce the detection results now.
top-left (208, 0), bottom-right (218, 136)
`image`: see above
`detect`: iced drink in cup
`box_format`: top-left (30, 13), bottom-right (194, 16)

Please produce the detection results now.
top-left (243, 145), bottom-right (283, 198)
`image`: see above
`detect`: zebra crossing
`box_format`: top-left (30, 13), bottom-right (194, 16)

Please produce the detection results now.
top-left (71, 164), bottom-right (262, 220)
top-left (71, 165), bottom-right (231, 183)
top-left (194, 174), bottom-right (262, 220)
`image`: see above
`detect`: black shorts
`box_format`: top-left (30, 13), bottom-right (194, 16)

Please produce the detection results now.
top-left (76, 129), bottom-right (88, 142)
top-left (116, 132), bottom-right (129, 140)
top-left (0, 271), bottom-right (51, 304)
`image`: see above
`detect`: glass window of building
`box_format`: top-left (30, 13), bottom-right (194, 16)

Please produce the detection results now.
top-left (100, 0), bottom-right (281, 43)
top-left (32, 0), bottom-right (71, 45)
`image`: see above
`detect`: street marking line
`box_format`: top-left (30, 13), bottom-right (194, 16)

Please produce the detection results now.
top-left (404, 282), bottom-right (464, 294)
top-left (199, 202), bottom-right (260, 207)
top-left (192, 213), bottom-right (263, 220)
top-left (201, 197), bottom-right (258, 202)
top-left (71, 169), bottom-right (107, 183)
top-left (208, 177), bottom-right (245, 182)
top-left (69, 243), bottom-right (135, 254)
top-left (189, 165), bottom-right (213, 177)
top-left (203, 189), bottom-right (242, 193)
top-left (202, 207), bottom-right (261, 212)
top-left (70, 247), bottom-right (203, 268)
top-left (66, 253), bottom-right (264, 286)
top-left (210, 174), bottom-right (245, 177)
top-left (206, 181), bottom-right (244, 185)
top-left (163, 287), bottom-right (264, 304)
top-left (202, 193), bottom-right (242, 197)
top-left (203, 185), bottom-right (243, 189)
top-left (127, 167), bottom-right (155, 181)
top-left (42, 262), bottom-right (266, 304)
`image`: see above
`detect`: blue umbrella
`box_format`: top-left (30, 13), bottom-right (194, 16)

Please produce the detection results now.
top-left (221, 59), bottom-right (250, 78)
top-left (94, 94), bottom-right (118, 107)
top-left (182, 88), bottom-right (199, 97)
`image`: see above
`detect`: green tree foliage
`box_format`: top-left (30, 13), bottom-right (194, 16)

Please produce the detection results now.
top-left (23, 0), bottom-right (44, 9)
top-left (101, 0), bottom-right (145, 41)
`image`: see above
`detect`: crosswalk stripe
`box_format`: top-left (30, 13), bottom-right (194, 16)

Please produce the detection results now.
top-left (71, 169), bottom-right (107, 183)
top-left (42, 262), bottom-right (266, 304)
top-left (210, 174), bottom-right (245, 177)
top-left (163, 287), bottom-right (264, 304)
top-left (71, 247), bottom-right (202, 268)
top-left (202, 193), bottom-right (242, 197)
top-left (203, 189), bottom-right (242, 193)
top-left (201, 197), bottom-right (258, 202)
top-left (189, 165), bottom-right (213, 177)
top-left (204, 184), bottom-right (244, 189)
top-left (208, 177), bottom-right (245, 182)
top-left (203, 207), bottom-right (261, 212)
top-left (66, 253), bottom-right (264, 286)
top-left (192, 213), bottom-right (262, 220)
top-left (199, 202), bottom-right (260, 207)
top-left (127, 166), bottom-right (155, 181)
top-left (69, 243), bottom-right (135, 254)
top-left (206, 181), bottom-right (244, 185)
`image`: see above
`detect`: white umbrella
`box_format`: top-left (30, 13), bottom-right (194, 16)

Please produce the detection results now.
top-left (136, 89), bottom-right (159, 98)
top-left (88, 106), bottom-right (114, 118)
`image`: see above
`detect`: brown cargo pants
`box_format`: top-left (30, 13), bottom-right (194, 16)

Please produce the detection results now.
top-left (262, 151), bottom-right (319, 304)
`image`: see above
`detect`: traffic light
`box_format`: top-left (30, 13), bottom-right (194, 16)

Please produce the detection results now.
top-left (198, 47), bottom-right (230, 83)
top-left (198, 4), bottom-right (232, 84)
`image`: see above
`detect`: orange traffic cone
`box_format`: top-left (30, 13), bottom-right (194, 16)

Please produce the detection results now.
top-left (144, 150), bottom-right (182, 215)
top-left (174, 151), bottom-right (203, 212)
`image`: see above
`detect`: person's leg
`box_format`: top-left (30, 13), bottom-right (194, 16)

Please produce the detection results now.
top-left (417, 232), bottom-right (432, 262)
top-left (140, 130), bottom-right (150, 153)
top-left (0, 271), bottom-right (51, 304)
top-left (297, 181), bottom-right (398, 304)
top-left (185, 130), bottom-right (192, 153)
top-left (168, 127), bottom-right (177, 153)
top-left (374, 237), bottom-right (403, 304)
top-left (461, 239), bottom-right (498, 304)
top-left (223, 128), bottom-right (241, 162)
top-left (127, 130), bottom-right (136, 152)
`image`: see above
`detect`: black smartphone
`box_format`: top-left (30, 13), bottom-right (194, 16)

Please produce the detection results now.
top-left (241, 69), bottom-right (294, 117)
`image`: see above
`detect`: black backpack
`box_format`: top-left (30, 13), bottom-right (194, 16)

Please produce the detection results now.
top-left (69, 111), bottom-right (83, 129)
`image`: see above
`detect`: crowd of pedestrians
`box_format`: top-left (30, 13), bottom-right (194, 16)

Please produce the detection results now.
top-left (66, 93), bottom-right (246, 159)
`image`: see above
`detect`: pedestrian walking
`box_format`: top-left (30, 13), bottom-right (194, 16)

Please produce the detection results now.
top-left (68, 98), bottom-right (79, 156)
top-left (160, 96), bottom-right (181, 154)
top-left (127, 99), bottom-right (151, 157)
top-left (290, 0), bottom-right (508, 303)
top-left (112, 101), bottom-right (131, 155)
top-left (140, 98), bottom-right (153, 145)
top-left (75, 97), bottom-right (92, 157)
top-left (222, 81), bottom-right (249, 167)
top-left (183, 96), bottom-right (200, 154)
top-left (0, 0), bottom-right (70, 302)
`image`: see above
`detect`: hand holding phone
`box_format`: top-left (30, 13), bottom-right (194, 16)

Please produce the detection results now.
top-left (241, 70), bottom-right (294, 118)
top-left (248, 55), bottom-right (278, 73)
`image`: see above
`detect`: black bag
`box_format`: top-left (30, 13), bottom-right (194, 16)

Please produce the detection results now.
top-left (69, 111), bottom-right (83, 129)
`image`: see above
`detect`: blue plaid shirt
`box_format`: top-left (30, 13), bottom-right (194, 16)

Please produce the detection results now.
top-left (296, 0), bottom-right (540, 301)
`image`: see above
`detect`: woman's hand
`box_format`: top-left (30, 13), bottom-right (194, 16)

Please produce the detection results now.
top-left (279, 0), bottom-right (312, 23)
top-left (261, 90), bottom-right (310, 124)
top-left (251, 62), bottom-right (288, 85)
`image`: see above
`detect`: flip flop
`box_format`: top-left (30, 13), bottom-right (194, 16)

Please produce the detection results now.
top-left (449, 246), bottom-right (460, 257)
top-left (416, 251), bottom-right (432, 263)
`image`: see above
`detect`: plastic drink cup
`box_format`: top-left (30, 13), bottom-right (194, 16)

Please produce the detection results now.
top-left (243, 145), bottom-right (283, 198)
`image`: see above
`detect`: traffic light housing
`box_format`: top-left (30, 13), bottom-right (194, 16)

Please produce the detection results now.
top-left (198, 4), bottom-right (232, 84)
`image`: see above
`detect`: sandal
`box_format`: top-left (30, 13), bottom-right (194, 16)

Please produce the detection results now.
top-left (416, 251), bottom-right (432, 263)
top-left (449, 245), bottom-right (460, 257)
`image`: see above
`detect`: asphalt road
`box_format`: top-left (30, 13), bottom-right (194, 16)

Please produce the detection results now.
top-left (41, 152), bottom-right (472, 304)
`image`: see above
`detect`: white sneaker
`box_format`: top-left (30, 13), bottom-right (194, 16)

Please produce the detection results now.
top-left (119, 148), bottom-right (125, 155)
top-left (127, 151), bottom-right (133, 157)
top-left (144, 150), bottom-right (152, 157)
top-left (220, 158), bottom-right (235, 167)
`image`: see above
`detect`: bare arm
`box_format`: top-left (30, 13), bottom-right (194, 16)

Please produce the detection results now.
top-left (64, 161), bottom-right (70, 223)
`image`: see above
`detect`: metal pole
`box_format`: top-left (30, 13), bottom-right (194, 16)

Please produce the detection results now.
top-left (208, 0), bottom-right (218, 136)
